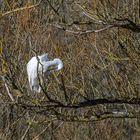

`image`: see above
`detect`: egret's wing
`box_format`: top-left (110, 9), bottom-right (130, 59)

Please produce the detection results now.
top-left (27, 65), bottom-right (32, 89)
top-left (27, 57), bottom-right (40, 92)
top-left (40, 53), bottom-right (49, 62)
top-left (31, 74), bottom-right (41, 92)
top-left (27, 59), bottom-right (33, 84)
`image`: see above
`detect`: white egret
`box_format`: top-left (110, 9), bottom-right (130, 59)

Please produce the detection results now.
top-left (27, 53), bottom-right (63, 93)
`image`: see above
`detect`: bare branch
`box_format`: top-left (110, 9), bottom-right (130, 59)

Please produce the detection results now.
top-left (21, 115), bottom-right (36, 140)
top-left (0, 0), bottom-right (42, 18)
top-left (1, 76), bottom-right (15, 102)
top-left (49, 24), bottom-right (114, 35)
top-left (32, 121), bottom-right (52, 140)
top-left (113, 18), bottom-right (140, 32)
top-left (46, 0), bottom-right (59, 16)
top-left (75, 2), bottom-right (106, 24)
top-left (54, 111), bottom-right (138, 122)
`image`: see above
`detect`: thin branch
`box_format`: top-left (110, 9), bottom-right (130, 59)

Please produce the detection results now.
top-left (113, 18), bottom-right (140, 32)
top-left (1, 0), bottom-right (42, 18)
top-left (21, 115), bottom-right (36, 140)
top-left (49, 24), bottom-right (114, 35)
top-left (1, 76), bottom-right (15, 102)
top-left (46, 0), bottom-right (59, 16)
top-left (60, 74), bottom-right (69, 104)
top-left (52, 121), bottom-right (64, 133)
top-left (54, 111), bottom-right (138, 122)
top-left (50, 17), bottom-right (140, 34)
top-left (75, 2), bottom-right (106, 24)
top-left (32, 121), bottom-right (52, 140)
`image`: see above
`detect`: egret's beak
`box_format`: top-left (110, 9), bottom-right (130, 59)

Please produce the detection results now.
top-left (47, 66), bottom-right (57, 72)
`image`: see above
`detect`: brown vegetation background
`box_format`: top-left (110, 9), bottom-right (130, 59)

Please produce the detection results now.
top-left (0, 0), bottom-right (140, 139)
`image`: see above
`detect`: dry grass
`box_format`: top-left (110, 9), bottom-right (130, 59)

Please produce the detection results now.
top-left (0, 0), bottom-right (140, 139)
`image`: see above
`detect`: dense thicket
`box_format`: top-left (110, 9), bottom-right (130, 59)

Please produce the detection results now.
top-left (0, 0), bottom-right (140, 139)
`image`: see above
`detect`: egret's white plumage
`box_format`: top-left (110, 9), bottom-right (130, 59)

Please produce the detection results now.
top-left (27, 53), bottom-right (63, 93)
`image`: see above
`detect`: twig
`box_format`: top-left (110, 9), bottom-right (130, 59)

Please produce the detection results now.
top-left (1, 0), bottom-right (42, 18)
top-left (55, 111), bottom-right (138, 122)
top-left (32, 121), bottom-right (52, 140)
top-left (46, 0), bottom-right (59, 16)
top-left (75, 2), bottom-right (105, 24)
top-left (1, 76), bottom-right (15, 102)
top-left (49, 24), bottom-right (114, 35)
top-left (21, 115), bottom-right (36, 140)
top-left (60, 74), bottom-right (69, 104)
top-left (52, 121), bottom-right (63, 133)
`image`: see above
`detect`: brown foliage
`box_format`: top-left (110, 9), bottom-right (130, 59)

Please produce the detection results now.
top-left (0, 0), bottom-right (140, 139)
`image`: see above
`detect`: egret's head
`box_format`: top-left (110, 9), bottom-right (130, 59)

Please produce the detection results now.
top-left (43, 58), bottom-right (63, 73)
top-left (53, 58), bottom-right (63, 70)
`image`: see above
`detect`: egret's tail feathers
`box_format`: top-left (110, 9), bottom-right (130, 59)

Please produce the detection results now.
top-left (32, 85), bottom-right (41, 93)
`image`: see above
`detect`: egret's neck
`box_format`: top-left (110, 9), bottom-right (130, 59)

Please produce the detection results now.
top-left (42, 58), bottom-right (63, 73)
